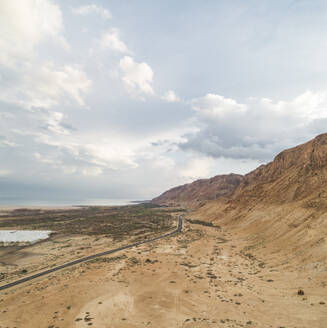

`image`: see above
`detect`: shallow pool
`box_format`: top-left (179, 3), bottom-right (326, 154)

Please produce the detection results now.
top-left (0, 230), bottom-right (52, 244)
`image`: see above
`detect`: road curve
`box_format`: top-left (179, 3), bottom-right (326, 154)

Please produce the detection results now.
top-left (0, 216), bottom-right (183, 291)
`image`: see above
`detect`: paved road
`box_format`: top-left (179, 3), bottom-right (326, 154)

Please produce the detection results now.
top-left (0, 216), bottom-right (183, 291)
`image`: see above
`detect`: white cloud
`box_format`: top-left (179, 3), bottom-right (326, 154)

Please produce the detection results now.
top-left (161, 90), bottom-right (181, 103)
top-left (72, 4), bottom-right (111, 20)
top-left (119, 56), bottom-right (154, 96)
top-left (32, 138), bottom-right (109, 176)
top-left (0, 1), bottom-right (91, 111)
top-left (1, 63), bottom-right (92, 110)
top-left (0, 135), bottom-right (17, 148)
top-left (28, 129), bottom-right (141, 175)
top-left (98, 29), bottom-right (129, 53)
top-left (180, 157), bottom-right (215, 181)
top-left (180, 91), bottom-right (327, 161)
top-left (85, 141), bottom-right (138, 170)
top-left (0, 169), bottom-right (11, 177)
top-left (0, 112), bottom-right (15, 119)
top-left (22, 120), bottom-right (192, 178)
top-left (0, 0), bottom-right (66, 68)
top-left (82, 167), bottom-right (103, 176)
top-left (10, 108), bottom-right (73, 139)
top-left (256, 91), bottom-right (327, 120)
top-left (179, 156), bottom-right (260, 182)
top-left (34, 152), bottom-right (56, 164)
top-left (34, 150), bottom-right (79, 175)
top-left (192, 93), bottom-right (246, 117)
top-left (23, 64), bottom-right (92, 108)
top-left (42, 111), bottom-right (70, 135)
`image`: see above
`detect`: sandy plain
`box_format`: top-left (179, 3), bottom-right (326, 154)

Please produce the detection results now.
top-left (0, 206), bottom-right (326, 328)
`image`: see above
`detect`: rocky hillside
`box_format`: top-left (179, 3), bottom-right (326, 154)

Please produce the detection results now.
top-left (153, 133), bottom-right (327, 264)
top-left (195, 133), bottom-right (327, 264)
top-left (152, 173), bottom-right (243, 207)
top-left (232, 133), bottom-right (327, 204)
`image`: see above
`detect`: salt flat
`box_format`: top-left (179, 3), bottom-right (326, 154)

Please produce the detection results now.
top-left (0, 230), bottom-right (51, 243)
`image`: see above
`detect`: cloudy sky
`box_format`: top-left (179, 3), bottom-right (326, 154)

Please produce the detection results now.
top-left (1, 0), bottom-right (327, 204)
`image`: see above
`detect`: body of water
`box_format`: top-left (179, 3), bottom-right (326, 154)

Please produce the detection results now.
top-left (0, 230), bottom-right (52, 244)
top-left (0, 199), bottom-right (146, 207)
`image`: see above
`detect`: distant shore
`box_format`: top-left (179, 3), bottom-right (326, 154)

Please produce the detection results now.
top-left (0, 199), bottom-right (150, 209)
top-left (0, 200), bottom-right (152, 212)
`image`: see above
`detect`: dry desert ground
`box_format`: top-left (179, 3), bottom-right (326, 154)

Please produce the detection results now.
top-left (0, 205), bottom-right (326, 328)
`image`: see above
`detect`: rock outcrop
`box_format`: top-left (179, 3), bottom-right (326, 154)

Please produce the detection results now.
top-left (232, 133), bottom-right (327, 205)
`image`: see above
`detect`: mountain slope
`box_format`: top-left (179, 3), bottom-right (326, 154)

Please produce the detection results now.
top-left (152, 173), bottom-right (243, 207)
top-left (196, 133), bottom-right (327, 264)
top-left (153, 133), bottom-right (327, 265)
top-left (232, 133), bottom-right (327, 205)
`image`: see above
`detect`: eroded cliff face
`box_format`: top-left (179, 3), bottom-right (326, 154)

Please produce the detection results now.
top-left (154, 133), bottom-right (327, 264)
top-left (232, 133), bottom-right (327, 205)
top-left (152, 173), bottom-right (243, 207)
top-left (195, 133), bottom-right (327, 264)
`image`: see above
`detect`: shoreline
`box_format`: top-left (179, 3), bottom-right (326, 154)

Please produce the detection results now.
top-left (0, 199), bottom-right (150, 211)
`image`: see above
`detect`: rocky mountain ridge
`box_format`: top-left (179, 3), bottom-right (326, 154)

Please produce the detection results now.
top-left (194, 133), bottom-right (327, 265)
top-left (152, 173), bottom-right (243, 207)
top-left (153, 133), bottom-right (327, 208)
top-left (152, 133), bottom-right (327, 265)
top-left (231, 133), bottom-right (327, 205)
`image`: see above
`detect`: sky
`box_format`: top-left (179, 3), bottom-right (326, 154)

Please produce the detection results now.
top-left (1, 0), bottom-right (327, 204)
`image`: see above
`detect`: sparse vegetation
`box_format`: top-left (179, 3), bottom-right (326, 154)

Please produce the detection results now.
top-left (187, 218), bottom-right (220, 228)
top-left (0, 205), bottom-right (175, 241)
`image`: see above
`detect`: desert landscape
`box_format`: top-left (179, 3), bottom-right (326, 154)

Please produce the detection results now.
top-left (1, 134), bottom-right (327, 328)
top-left (1, 2), bottom-right (327, 326)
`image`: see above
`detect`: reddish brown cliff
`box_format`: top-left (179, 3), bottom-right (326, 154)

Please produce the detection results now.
top-left (195, 133), bottom-right (327, 264)
top-left (152, 173), bottom-right (243, 207)
top-left (231, 133), bottom-right (327, 205)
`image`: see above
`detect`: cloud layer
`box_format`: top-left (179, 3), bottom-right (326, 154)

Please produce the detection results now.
top-left (180, 91), bottom-right (327, 161)
top-left (0, 0), bottom-right (65, 67)
top-left (1, 1), bottom-right (327, 203)
top-left (72, 4), bottom-right (111, 20)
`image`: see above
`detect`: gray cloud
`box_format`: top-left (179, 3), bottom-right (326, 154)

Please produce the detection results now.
top-left (180, 92), bottom-right (327, 161)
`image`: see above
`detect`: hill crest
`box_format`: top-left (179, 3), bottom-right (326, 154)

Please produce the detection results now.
top-left (152, 173), bottom-right (243, 207)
